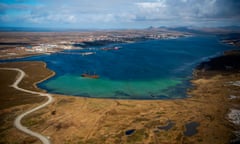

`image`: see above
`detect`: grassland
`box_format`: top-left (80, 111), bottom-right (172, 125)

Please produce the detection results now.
top-left (0, 61), bottom-right (239, 144)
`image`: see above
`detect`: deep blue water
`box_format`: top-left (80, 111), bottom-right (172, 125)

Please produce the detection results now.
top-left (1, 35), bottom-right (235, 99)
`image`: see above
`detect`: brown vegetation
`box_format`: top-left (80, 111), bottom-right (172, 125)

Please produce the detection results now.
top-left (0, 60), bottom-right (239, 143)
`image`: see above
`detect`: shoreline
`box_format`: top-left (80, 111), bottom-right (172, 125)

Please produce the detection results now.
top-left (0, 49), bottom-right (239, 102)
top-left (32, 62), bottom-right (56, 93)
top-left (0, 50), bottom-right (239, 143)
top-left (0, 36), bottom-right (235, 100)
top-left (0, 46), bottom-right (240, 144)
top-left (0, 67), bottom-right (52, 144)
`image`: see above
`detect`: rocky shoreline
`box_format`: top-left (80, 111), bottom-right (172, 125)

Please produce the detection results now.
top-left (194, 50), bottom-right (240, 143)
top-left (196, 50), bottom-right (240, 73)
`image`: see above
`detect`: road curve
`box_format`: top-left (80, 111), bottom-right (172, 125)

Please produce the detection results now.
top-left (0, 68), bottom-right (53, 144)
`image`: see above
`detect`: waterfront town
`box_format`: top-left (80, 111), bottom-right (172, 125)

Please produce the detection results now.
top-left (0, 28), bottom-right (190, 59)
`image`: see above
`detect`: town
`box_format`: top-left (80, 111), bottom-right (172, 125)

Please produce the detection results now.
top-left (0, 28), bottom-right (190, 59)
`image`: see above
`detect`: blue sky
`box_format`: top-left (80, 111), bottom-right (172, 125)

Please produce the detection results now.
top-left (0, 0), bottom-right (240, 29)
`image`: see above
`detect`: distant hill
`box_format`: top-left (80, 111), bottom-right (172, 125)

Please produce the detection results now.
top-left (1, 26), bottom-right (240, 33)
top-left (166, 27), bottom-right (206, 34)
top-left (166, 26), bottom-right (240, 34)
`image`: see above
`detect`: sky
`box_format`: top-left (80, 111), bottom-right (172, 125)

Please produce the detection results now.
top-left (0, 0), bottom-right (240, 29)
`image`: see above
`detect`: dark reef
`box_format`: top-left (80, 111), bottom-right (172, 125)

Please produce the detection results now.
top-left (196, 50), bottom-right (240, 72)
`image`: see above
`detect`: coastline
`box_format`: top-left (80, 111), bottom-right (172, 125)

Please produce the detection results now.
top-left (0, 67), bottom-right (52, 144)
top-left (32, 62), bottom-right (56, 93)
top-left (0, 50), bottom-right (239, 143)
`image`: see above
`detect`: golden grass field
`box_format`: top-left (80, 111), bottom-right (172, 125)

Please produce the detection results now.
top-left (0, 61), bottom-right (239, 144)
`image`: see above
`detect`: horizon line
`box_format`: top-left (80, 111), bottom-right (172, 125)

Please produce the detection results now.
top-left (0, 25), bottom-right (240, 32)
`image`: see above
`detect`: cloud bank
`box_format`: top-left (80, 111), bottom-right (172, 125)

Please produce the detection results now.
top-left (0, 0), bottom-right (239, 28)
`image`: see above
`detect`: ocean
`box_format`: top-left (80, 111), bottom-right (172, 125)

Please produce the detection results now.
top-left (1, 35), bottom-right (235, 99)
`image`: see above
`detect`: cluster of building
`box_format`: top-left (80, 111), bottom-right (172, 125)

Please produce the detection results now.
top-left (20, 31), bottom-right (190, 54)
top-left (0, 29), bottom-right (191, 59)
top-left (70, 30), bottom-right (190, 44)
top-left (24, 42), bottom-right (74, 53)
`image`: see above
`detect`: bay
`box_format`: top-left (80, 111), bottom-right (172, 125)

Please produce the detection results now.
top-left (1, 35), bottom-right (234, 99)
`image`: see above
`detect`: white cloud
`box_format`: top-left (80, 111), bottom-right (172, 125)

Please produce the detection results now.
top-left (26, 12), bottom-right (77, 24)
top-left (136, 1), bottom-right (166, 9)
top-left (0, 0), bottom-right (240, 28)
top-left (86, 13), bottom-right (115, 23)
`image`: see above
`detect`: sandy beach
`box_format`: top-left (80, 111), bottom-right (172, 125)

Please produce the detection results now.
top-left (0, 58), bottom-right (239, 144)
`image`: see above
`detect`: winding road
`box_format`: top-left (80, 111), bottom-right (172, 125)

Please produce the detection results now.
top-left (0, 68), bottom-right (53, 144)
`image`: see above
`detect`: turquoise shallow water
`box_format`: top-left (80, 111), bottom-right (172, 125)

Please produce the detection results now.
top-left (1, 35), bottom-right (234, 99)
top-left (43, 74), bottom-right (182, 99)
